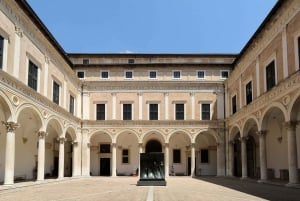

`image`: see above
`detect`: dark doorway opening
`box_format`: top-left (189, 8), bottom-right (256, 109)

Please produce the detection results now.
top-left (188, 157), bottom-right (191, 176)
top-left (247, 135), bottom-right (256, 178)
top-left (146, 140), bottom-right (162, 153)
top-left (233, 140), bottom-right (242, 177)
top-left (100, 158), bottom-right (111, 176)
top-left (53, 157), bottom-right (59, 177)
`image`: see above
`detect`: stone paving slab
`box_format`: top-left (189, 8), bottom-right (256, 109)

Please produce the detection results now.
top-left (0, 177), bottom-right (299, 201)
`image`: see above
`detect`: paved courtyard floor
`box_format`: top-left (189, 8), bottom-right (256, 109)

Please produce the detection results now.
top-left (0, 176), bottom-right (300, 201)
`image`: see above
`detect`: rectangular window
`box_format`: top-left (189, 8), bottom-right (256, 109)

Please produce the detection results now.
top-left (128, 59), bottom-right (135, 64)
top-left (197, 70), bottom-right (205, 79)
top-left (96, 104), bottom-right (105, 120)
top-left (122, 149), bottom-right (129, 164)
top-left (201, 104), bottom-right (210, 120)
top-left (149, 71), bottom-right (157, 79)
top-left (69, 95), bottom-right (74, 115)
top-left (200, 149), bottom-right (209, 163)
top-left (173, 70), bottom-right (181, 79)
top-left (175, 103), bottom-right (184, 120)
top-left (28, 61), bottom-right (38, 91)
top-left (123, 104), bottom-right (132, 120)
top-left (83, 59), bottom-right (89, 65)
top-left (77, 71), bottom-right (85, 79)
top-left (0, 35), bottom-right (3, 69)
top-left (221, 70), bottom-right (229, 79)
top-left (232, 95), bottom-right (237, 114)
top-left (149, 104), bottom-right (158, 120)
top-left (266, 60), bottom-right (276, 91)
top-left (298, 37), bottom-right (300, 70)
top-left (173, 149), bottom-right (181, 163)
top-left (100, 144), bottom-right (110, 153)
top-left (125, 71), bottom-right (133, 79)
top-left (101, 71), bottom-right (109, 79)
top-left (246, 81), bottom-right (252, 105)
top-left (53, 81), bottom-right (60, 105)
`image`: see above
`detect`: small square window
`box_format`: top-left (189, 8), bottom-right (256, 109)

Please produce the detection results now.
top-left (100, 144), bottom-right (110, 153)
top-left (77, 71), bottom-right (85, 79)
top-left (128, 59), bottom-right (135, 64)
top-left (122, 149), bottom-right (129, 164)
top-left (101, 71), bottom-right (109, 79)
top-left (125, 71), bottom-right (133, 79)
top-left (83, 59), bottom-right (89, 65)
top-left (197, 71), bottom-right (205, 79)
top-left (173, 71), bottom-right (181, 79)
top-left (149, 71), bottom-right (157, 79)
top-left (221, 71), bottom-right (229, 79)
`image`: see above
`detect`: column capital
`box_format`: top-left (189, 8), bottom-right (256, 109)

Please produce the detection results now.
top-left (189, 92), bottom-right (195, 97)
top-left (139, 143), bottom-right (143, 147)
top-left (87, 143), bottom-right (90, 148)
top-left (72, 141), bottom-right (79, 146)
top-left (1, 121), bottom-right (20, 132)
top-left (256, 130), bottom-right (267, 137)
top-left (240, 136), bottom-right (248, 142)
top-left (14, 25), bottom-right (23, 37)
top-left (284, 121), bottom-right (298, 131)
top-left (111, 143), bottom-right (117, 147)
top-left (164, 143), bottom-right (169, 147)
top-left (137, 92), bottom-right (143, 96)
top-left (191, 143), bottom-right (196, 148)
top-left (37, 131), bottom-right (47, 139)
top-left (44, 55), bottom-right (50, 64)
top-left (57, 137), bottom-right (66, 144)
top-left (111, 92), bottom-right (117, 96)
top-left (164, 92), bottom-right (169, 96)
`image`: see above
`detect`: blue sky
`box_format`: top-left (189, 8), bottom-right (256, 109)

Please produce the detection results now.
top-left (27, 0), bottom-right (277, 54)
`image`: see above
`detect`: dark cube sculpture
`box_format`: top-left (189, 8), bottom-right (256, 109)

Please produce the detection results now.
top-left (137, 152), bottom-right (166, 186)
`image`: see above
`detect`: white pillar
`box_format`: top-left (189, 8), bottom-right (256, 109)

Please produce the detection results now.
top-left (112, 143), bottom-right (117, 177)
top-left (82, 92), bottom-right (90, 120)
top-left (2, 121), bottom-right (19, 186)
top-left (72, 141), bottom-right (80, 177)
top-left (191, 143), bottom-right (195, 177)
top-left (285, 122), bottom-right (299, 185)
top-left (165, 143), bottom-right (169, 178)
top-left (81, 129), bottom-right (90, 176)
top-left (255, 58), bottom-right (260, 97)
top-left (217, 141), bottom-right (226, 176)
top-left (190, 92), bottom-right (195, 120)
top-left (138, 143), bottom-right (143, 179)
top-left (58, 137), bottom-right (65, 179)
top-left (112, 93), bottom-right (116, 120)
top-left (228, 141), bottom-right (234, 177)
top-left (164, 92), bottom-right (169, 120)
top-left (138, 93), bottom-right (143, 120)
top-left (37, 131), bottom-right (47, 181)
top-left (282, 25), bottom-right (288, 79)
top-left (43, 56), bottom-right (49, 97)
top-left (13, 26), bottom-right (22, 79)
top-left (241, 137), bottom-right (248, 179)
top-left (76, 89), bottom-right (82, 118)
top-left (257, 131), bottom-right (267, 182)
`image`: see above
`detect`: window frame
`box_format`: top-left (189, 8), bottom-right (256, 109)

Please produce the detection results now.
top-left (196, 70), bottom-right (205, 79)
top-left (264, 57), bottom-right (277, 92)
top-left (149, 103), bottom-right (159, 120)
top-left (122, 103), bottom-right (133, 120)
top-left (99, 144), bottom-right (111, 153)
top-left (200, 102), bottom-right (211, 120)
top-left (100, 70), bottom-right (109, 79)
top-left (294, 33), bottom-right (300, 71)
top-left (69, 94), bottom-right (75, 115)
top-left (52, 80), bottom-right (60, 105)
top-left (76, 70), bottom-right (85, 79)
top-left (174, 103), bottom-right (185, 120)
top-left (220, 70), bottom-right (229, 79)
top-left (28, 60), bottom-right (39, 91)
top-left (124, 70), bottom-right (133, 79)
top-left (232, 94), bottom-right (237, 115)
top-left (0, 35), bottom-right (3, 70)
top-left (0, 31), bottom-right (8, 71)
top-left (96, 103), bottom-right (106, 120)
top-left (172, 70), bottom-right (182, 79)
top-left (173, 149), bottom-right (181, 163)
top-left (200, 149), bottom-right (209, 163)
top-left (149, 70), bottom-right (158, 79)
top-left (245, 80), bottom-right (253, 105)
top-left (122, 149), bottom-right (130, 164)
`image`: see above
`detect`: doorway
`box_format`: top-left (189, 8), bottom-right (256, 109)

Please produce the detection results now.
top-left (187, 157), bottom-right (191, 176)
top-left (100, 158), bottom-right (111, 176)
top-left (233, 141), bottom-right (242, 177)
top-left (145, 140), bottom-right (162, 153)
top-left (247, 136), bottom-right (256, 178)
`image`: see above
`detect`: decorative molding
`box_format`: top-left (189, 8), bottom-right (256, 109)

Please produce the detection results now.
top-left (1, 121), bottom-right (20, 132)
top-left (37, 131), bottom-right (47, 139)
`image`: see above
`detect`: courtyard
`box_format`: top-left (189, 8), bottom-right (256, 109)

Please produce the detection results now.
top-left (0, 177), bottom-right (299, 201)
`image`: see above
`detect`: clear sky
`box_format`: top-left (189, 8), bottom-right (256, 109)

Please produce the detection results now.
top-left (27, 0), bottom-right (277, 54)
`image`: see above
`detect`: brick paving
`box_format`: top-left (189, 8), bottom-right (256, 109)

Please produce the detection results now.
top-left (0, 176), bottom-right (299, 201)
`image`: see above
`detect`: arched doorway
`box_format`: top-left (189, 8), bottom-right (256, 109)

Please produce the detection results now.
top-left (246, 135), bottom-right (256, 178)
top-left (146, 140), bottom-right (162, 153)
top-left (233, 133), bottom-right (242, 177)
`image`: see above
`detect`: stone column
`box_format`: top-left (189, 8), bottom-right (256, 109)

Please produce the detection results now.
top-left (164, 92), bottom-right (169, 120)
top-left (285, 121), bottom-right (299, 185)
top-left (228, 141), bottom-right (234, 177)
top-left (112, 143), bottom-right (117, 177)
top-left (165, 143), bottom-right (169, 178)
top-left (191, 143), bottom-right (196, 177)
top-left (2, 121), bottom-right (19, 186)
top-left (72, 141), bottom-right (79, 177)
top-left (217, 141), bottom-right (226, 176)
top-left (82, 92), bottom-right (90, 120)
top-left (81, 129), bottom-right (90, 176)
top-left (37, 131), bottom-right (47, 181)
top-left (13, 26), bottom-right (22, 79)
top-left (58, 137), bottom-right (65, 179)
top-left (241, 136), bottom-right (248, 179)
top-left (43, 55), bottom-right (50, 96)
top-left (257, 131), bottom-right (267, 182)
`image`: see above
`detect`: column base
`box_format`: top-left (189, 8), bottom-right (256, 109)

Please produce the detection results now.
top-left (285, 183), bottom-right (300, 188)
top-left (3, 183), bottom-right (14, 187)
top-left (257, 179), bottom-right (268, 183)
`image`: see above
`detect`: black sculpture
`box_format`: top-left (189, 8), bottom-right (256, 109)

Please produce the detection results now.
top-left (137, 152), bottom-right (166, 186)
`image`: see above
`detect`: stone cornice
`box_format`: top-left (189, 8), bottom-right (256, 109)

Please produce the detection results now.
top-left (0, 70), bottom-right (80, 124)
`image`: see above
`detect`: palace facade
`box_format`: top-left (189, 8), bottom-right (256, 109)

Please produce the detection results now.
top-left (0, 0), bottom-right (299, 187)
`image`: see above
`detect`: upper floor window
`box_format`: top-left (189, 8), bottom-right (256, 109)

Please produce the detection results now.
top-left (220, 70), bottom-right (229, 79)
top-left (298, 36), bottom-right (300, 70)
top-left (69, 95), bottom-right (75, 115)
top-left (197, 70), bottom-right (205, 79)
top-left (96, 104), bottom-right (105, 120)
top-left (128, 59), bottom-right (135, 64)
top-left (77, 71), bottom-right (85, 79)
top-left (123, 104), bottom-right (132, 120)
top-left (101, 71), bottom-right (109, 79)
top-left (149, 71), bottom-right (157, 79)
top-left (175, 103), bottom-right (184, 120)
top-left (266, 60), bottom-right (276, 91)
top-left (173, 149), bottom-right (181, 163)
top-left (173, 70), bottom-right (181, 79)
top-left (122, 149), bottom-right (129, 164)
top-left (201, 103), bottom-right (210, 120)
top-left (83, 59), bottom-right (89, 65)
top-left (149, 104), bottom-right (158, 120)
top-left (246, 81), bottom-right (252, 105)
top-left (28, 60), bottom-right (38, 91)
top-left (0, 35), bottom-right (3, 69)
top-left (125, 70), bottom-right (133, 79)
top-left (232, 95), bottom-right (237, 114)
top-left (53, 81), bottom-right (60, 105)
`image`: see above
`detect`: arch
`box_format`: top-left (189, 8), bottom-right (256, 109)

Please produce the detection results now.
top-left (260, 103), bottom-right (287, 131)
top-left (45, 116), bottom-right (64, 136)
top-left (167, 129), bottom-right (192, 143)
top-left (64, 125), bottom-right (77, 141)
top-left (194, 128), bottom-right (219, 143)
top-left (141, 130), bottom-right (165, 144)
top-left (229, 124), bottom-right (241, 141)
top-left (288, 92), bottom-right (300, 121)
top-left (89, 130), bottom-right (113, 143)
top-left (0, 89), bottom-right (14, 121)
top-left (15, 103), bottom-right (43, 126)
top-left (115, 129), bottom-right (139, 144)
top-left (242, 116), bottom-right (259, 137)
top-left (145, 139), bottom-right (162, 153)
